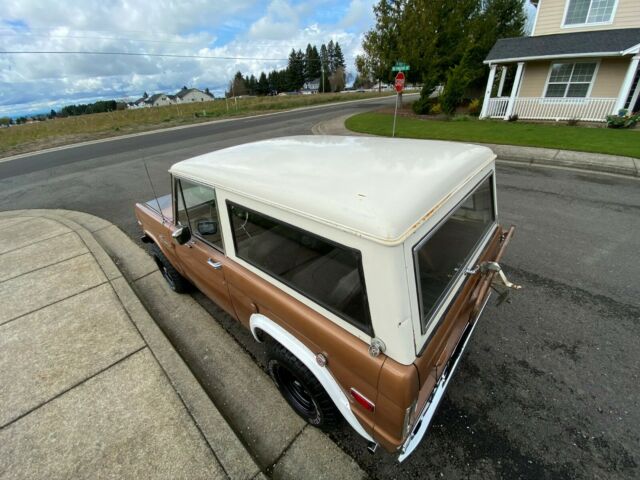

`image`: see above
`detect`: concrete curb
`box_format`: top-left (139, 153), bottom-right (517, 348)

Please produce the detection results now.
top-left (0, 209), bottom-right (263, 480)
top-left (312, 114), bottom-right (640, 178)
top-left (0, 209), bottom-right (367, 480)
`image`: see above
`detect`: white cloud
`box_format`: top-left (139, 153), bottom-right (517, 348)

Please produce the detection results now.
top-left (248, 0), bottom-right (299, 39)
top-left (339, 0), bottom-right (375, 30)
top-left (0, 0), bottom-right (375, 116)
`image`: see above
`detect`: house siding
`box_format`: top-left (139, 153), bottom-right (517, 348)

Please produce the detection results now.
top-left (534, 0), bottom-right (640, 36)
top-left (518, 61), bottom-right (551, 96)
top-left (180, 91), bottom-right (213, 102)
top-left (518, 58), bottom-right (627, 98)
top-left (591, 57), bottom-right (630, 96)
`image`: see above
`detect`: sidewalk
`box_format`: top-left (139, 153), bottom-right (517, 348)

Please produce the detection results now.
top-left (312, 114), bottom-right (640, 178)
top-left (0, 210), bottom-right (366, 480)
top-left (0, 210), bottom-right (262, 479)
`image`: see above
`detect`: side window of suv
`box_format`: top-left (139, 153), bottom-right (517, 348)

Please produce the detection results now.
top-left (176, 178), bottom-right (224, 251)
top-left (227, 201), bottom-right (372, 335)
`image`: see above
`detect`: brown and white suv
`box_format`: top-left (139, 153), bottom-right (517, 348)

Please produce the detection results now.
top-left (135, 135), bottom-right (519, 461)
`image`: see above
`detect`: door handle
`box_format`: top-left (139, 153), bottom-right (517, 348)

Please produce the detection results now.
top-left (207, 259), bottom-right (223, 270)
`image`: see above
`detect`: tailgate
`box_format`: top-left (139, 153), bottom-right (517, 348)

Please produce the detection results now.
top-left (399, 225), bottom-right (515, 460)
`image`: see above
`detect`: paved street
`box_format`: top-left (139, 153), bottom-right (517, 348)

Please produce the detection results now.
top-left (0, 97), bottom-right (638, 479)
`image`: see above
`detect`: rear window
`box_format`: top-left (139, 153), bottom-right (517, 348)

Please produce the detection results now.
top-left (227, 202), bottom-right (372, 335)
top-left (414, 175), bottom-right (495, 334)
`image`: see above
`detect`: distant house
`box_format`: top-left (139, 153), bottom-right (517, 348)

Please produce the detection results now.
top-left (481, 0), bottom-right (640, 122)
top-left (144, 94), bottom-right (175, 107)
top-left (176, 88), bottom-right (214, 103)
top-left (127, 88), bottom-right (214, 109)
top-left (302, 78), bottom-right (321, 94)
top-left (128, 97), bottom-right (149, 109)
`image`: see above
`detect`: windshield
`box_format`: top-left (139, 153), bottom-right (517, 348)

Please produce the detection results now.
top-left (413, 175), bottom-right (495, 334)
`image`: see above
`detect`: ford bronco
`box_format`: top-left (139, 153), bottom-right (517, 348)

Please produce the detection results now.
top-left (135, 135), bottom-right (519, 461)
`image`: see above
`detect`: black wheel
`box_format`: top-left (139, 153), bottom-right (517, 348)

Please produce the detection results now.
top-left (267, 342), bottom-right (341, 429)
top-left (150, 244), bottom-right (192, 293)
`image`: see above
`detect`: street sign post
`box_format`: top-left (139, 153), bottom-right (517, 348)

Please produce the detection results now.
top-left (392, 72), bottom-right (406, 137)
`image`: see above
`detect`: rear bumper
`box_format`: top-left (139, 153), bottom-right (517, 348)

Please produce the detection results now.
top-left (397, 293), bottom-right (491, 462)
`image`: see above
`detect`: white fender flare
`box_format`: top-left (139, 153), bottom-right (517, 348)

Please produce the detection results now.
top-left (250, 313), bottom-right (374, 443)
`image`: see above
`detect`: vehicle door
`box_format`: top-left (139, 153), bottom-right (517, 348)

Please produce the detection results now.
top-left (173, 177), bottom-right (236, 316)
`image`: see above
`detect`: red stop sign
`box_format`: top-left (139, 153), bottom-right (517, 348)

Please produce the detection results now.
top-left (394, 72), bottom-right (405, 93)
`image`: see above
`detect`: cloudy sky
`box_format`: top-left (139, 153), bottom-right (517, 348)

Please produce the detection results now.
top-left (1, 0), bottom-right (536, 117)
top-left (0, 0), bottom-right (377, 116)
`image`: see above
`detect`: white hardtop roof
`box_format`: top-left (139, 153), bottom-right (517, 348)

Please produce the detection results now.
top-left (170, 135), bottom-right (495, 245)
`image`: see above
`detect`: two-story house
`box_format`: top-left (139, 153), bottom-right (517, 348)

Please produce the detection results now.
top-left (480, 0), bottom-right (640, 122)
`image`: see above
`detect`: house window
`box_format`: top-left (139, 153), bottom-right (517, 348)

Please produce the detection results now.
top-left (564, 0), bottom-right (616, 26)
top-left (545, 62), bottom-right (596, 98)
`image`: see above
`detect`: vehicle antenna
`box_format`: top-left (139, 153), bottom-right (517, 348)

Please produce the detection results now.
top-left (143, 160), bottom-right (166, 224)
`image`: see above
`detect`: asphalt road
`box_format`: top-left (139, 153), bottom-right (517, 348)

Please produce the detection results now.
top-left (1, 97), bottom-right (638, 480)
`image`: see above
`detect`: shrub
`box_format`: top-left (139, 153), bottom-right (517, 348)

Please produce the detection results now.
top-left (431, 103), bottom-right (443, 115)
top-left (606, 109), bottom-right (640, 129)
top-left (452, 115), bottom-right (471, 122)
top-left (412, 96), bottom-right (432, 115)
top-left (468, 98), bottom-right (482, 116)
top-left (441, 64), bottom-right (471, 114)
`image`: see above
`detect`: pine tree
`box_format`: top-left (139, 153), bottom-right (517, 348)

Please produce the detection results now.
top-left (309, 45), bottom-right (321, 81)
top-left (230, 71), bottom-right (248, 96)
top-left (257, 72), bottom-right (269, 95)
top-left (286, 49), bottom-right (305, 91)
top-left (327, 40), bottom-right (336, 73)
top-left (247, 74), bottom-right (257, 95)
top-left (362, 0), bottom-right (525, 103)
top-left (319, 44), bottom-right (330, 92)
top-left (304, 44), bottom-right (314, 82)
top-left (333, 42), bottom-right (346, 71)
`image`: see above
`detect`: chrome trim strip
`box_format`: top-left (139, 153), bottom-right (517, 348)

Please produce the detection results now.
top-left (398, 293), bottom-right (491, 462)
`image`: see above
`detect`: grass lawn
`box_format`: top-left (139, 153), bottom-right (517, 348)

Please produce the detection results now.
top-left (0, 92), bottom-right (394, 157)
top-left (345, 112), bottom-right (640, 159)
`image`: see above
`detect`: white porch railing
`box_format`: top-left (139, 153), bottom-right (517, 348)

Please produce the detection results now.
top-left (484, 97), bottom-right (509, 118)
top-left (484, 97), bottom-right (617, 122)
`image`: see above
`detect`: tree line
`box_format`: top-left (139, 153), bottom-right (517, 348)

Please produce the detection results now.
top-left (227, 40), bottom-right (347, 96)
top-left (357, 0), bottom-right (525, 113)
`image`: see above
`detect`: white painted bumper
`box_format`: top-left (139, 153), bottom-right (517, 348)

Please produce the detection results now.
top-left (398, 294), bottom-right (491, 462)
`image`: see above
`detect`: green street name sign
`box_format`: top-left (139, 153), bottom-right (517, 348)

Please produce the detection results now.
top-left (391, 62), bottom-right (410, 72)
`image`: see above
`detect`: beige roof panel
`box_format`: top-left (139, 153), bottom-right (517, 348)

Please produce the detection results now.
top-left (170, 136), bottom-right (495, 244)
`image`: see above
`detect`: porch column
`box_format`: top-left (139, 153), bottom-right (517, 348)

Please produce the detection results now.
top-left (504, 62), bottom-right (524, 120)
top-left (497, 66), bottom-right (508, 97)
top-left (613, 55), bottom-right (640, 113)
top-left (479, 64), bottom-right (497, 119)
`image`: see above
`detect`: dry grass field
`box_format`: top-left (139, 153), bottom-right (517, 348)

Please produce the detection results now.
top-left (0, 92), bottom-right (393, 157)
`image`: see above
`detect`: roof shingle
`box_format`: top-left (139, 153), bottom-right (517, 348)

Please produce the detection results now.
top-left (485, 28), bottom-right (640, 63)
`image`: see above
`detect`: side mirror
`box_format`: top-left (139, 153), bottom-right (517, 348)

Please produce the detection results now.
top-left (172, 225), bottom-right (191, 245)
top-left (197, 219), bottom-right (218, 236)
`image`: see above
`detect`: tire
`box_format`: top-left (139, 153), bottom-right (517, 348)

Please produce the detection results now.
top-left (150, 244), bottom-right (192, 293)
top-left (267, 342), bottom-right (341, 430)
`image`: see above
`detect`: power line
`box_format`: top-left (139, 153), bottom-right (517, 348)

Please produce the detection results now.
top-left (0, 32), bottom-right (203, 47)
top-left (0, 50), bottom-right (291, 61)
top-left (0, 50), bottom-right (356, 62)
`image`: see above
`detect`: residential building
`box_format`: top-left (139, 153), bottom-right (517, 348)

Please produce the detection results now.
top-left (176, 88), bottom-right (214, 102)
top-left (302, 78), bottom-right (321, 94)
top-left (481, 0), bottom-right (640, 122)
